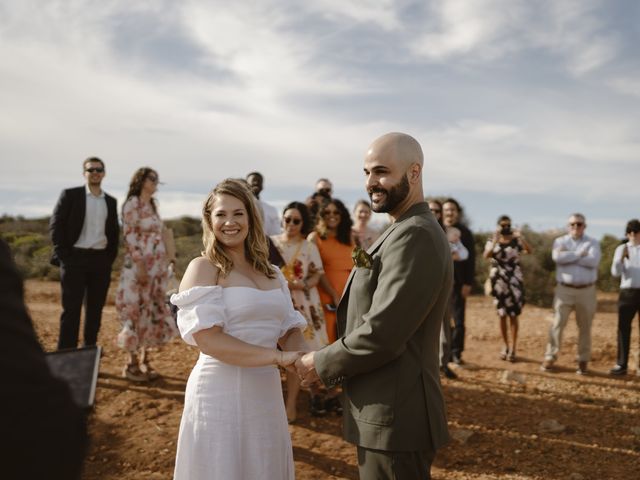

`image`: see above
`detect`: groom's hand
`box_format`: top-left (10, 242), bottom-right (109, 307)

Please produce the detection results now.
top-left (295, 351), bottom-right (320, 387)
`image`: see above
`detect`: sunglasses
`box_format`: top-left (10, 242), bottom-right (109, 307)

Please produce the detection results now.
top-left (570, 222), bottom-right (584, 227)
top-left (147, 175), bottom-right (159, 183)
top-left (500, 224), bottom-right (512, 228)
top-left (85, 167), bottom-right (104, 173)
top-left (323, 209), bottom-right (340, 217)
top-left (284, 217), bottom-right (302, 225)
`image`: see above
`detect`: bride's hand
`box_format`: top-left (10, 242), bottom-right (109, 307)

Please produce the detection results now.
top-left (277, 351), bottom-right (303, 372)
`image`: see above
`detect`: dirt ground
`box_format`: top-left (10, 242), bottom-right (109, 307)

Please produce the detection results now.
top-left (25, 280), bottom-right (640, 480)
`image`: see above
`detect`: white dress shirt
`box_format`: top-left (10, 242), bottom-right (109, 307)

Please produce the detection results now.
top-left (611, 242), bottom-right (640, 289)
top-left (260, 200), bottom-right (281, 236)
top-left (74, 185), bottom-right (108, 249)
top-left (552, 233), bottom-right (601, 286)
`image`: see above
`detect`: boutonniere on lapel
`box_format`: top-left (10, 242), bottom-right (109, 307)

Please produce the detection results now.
top-left (352, 246), bottom-right (373, 269)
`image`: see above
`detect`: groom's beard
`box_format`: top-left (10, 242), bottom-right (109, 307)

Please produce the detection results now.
top-left (369, 175), bottom-right (410, 213)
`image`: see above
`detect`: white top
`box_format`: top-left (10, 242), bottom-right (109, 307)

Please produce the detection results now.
top-left (611, 242), bottom-right (640, 289)
top-left (451, 240), bottom-right (469, 261)
top-left (260, 199), bottom-right (282, 236)
top-left (73, 185), bottom-right (108, 249)
top-left (552, 233), bottom-right (601, 285)
top-left (171, 269), bottom-right (306, 347)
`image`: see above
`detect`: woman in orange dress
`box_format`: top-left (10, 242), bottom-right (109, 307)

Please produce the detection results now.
top-left (309, 199), bottom-right (354, 344)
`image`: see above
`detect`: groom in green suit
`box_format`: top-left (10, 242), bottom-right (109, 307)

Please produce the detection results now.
top-left (296, 132), bottom-right (452, 479)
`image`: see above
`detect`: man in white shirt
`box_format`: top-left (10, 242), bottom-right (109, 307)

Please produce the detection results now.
top-left (49, 157), bottom-right (119, 349)
top-left (541, 213), bottom-right (601, 375)
top-left (609, 219), bottom-right (640, 376)
top-left (246, 172), bottom-right (281, 236)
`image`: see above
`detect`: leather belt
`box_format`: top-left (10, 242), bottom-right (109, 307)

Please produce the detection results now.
top-left (560, 282), bottom-right (595, 289)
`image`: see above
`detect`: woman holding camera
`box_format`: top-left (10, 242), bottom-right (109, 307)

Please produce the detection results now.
top-left (483, 215), bottom-right (532, 362)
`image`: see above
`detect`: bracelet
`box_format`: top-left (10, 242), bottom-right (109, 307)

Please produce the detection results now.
top-left (277, 350), bottom-right (283, 366)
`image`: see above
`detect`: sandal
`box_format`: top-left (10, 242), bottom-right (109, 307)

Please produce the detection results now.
top-left (309, 395), bottom-right (327, 417)
top-left (324, 396), bottom-right (343, 416)
top-left (139, 362), bottom-right (160, 380)
top-left (507, 351), bottom-right (516, 363)
top-left (499, 348), bottom-right (508, 361)
top-left (122, 364), bottom-right (149, 382)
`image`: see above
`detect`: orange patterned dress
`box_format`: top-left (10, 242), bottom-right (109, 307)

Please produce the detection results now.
top-left (316, 235), bottom-right (354, 342)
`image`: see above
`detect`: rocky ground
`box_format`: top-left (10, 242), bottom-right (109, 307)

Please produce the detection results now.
top-left (25, 280), bottom-right (640, 479)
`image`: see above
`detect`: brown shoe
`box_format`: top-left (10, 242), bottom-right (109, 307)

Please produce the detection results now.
top-left (576, 361), bottom-right (588, 375)
top-left (540, 359), bottom-right (554, 371)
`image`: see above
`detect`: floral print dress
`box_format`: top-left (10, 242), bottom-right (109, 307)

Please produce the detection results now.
top-left (271, 236), bottom-right (328, 349)
top-left (116, 197), bottom-right (178, 352)
top-left (487, 238), bottom-right (525, 317)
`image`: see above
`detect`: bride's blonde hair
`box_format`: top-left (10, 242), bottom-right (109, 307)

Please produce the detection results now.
top-left (201, 178), bottom-right (275, 278)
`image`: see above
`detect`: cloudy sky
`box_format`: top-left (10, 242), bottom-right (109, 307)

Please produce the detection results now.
top-left (1, 0), bottom-right (638, 238)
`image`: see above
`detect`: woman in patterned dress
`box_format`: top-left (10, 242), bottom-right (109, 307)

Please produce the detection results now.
top-left (483, 215), bottom-right (532, 362)
top-left (271, 201), bottom-right (326, 422)
top-left (116, 168), bottom-right (178, 381)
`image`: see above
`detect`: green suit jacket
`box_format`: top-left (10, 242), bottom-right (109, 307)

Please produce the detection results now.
top-left (314, 202), bottom-right (452, 452)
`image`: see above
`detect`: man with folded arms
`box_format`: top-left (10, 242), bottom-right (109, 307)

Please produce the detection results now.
top-left (542, 213), bottom-right (601, 375)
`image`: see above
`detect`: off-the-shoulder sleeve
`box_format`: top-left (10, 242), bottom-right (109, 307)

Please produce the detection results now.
top-left (170, 286), bottom-right (226, 346)
top-left (275, 268), bottom-right (307, 337)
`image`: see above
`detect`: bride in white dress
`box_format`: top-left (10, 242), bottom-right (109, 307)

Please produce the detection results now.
top-left (171, 179), bottom-right (309, 480)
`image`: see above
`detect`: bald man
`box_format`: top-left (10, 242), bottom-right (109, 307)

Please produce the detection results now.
top-left (296, 133), bottom-right (451, 479)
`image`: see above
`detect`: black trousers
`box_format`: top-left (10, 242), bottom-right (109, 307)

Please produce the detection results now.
top-left (616, 288), bottom-right (640, 368)
top-left (357, 446), bottom-right (435, 480)
top-left (58, 249), bottom-right (111, 350)
top-left (450, 284), bottom-right (466, 358)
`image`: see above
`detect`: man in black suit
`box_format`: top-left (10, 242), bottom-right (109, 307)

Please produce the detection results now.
top-left (50, 157), bottom-right (119, 350)
top-left (443, 198), bottom-right (475, 365)
top-left (0, 238), bottom-right (87, 479)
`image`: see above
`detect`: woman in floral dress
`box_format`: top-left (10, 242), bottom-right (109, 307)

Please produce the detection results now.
top-left (483, 215), bottom-right (532, 362)
top-left (116, 167), bottom-right (178, 381)
top-left (271, 201), bottom-right (326, 422)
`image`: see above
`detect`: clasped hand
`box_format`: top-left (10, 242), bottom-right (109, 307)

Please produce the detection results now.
top-left (294, 352), bottom-right (321, 387)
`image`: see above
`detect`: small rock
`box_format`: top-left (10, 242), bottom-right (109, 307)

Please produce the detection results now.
top-left (450, 428), bottom-right (475, 444)
top-left (569, 473), bottom-right (584, 480)
top-left (538, 419), bottom-right (566, 433)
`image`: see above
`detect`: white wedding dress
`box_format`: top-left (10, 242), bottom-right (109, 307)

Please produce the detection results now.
top-left (171, 271), bottom-right (306, 480)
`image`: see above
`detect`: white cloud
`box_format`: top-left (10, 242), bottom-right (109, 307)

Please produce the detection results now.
top-left (411, 0), bottom-right (619, 75)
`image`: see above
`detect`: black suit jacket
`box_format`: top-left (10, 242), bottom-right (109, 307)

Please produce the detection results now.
top-left (453, 222), bottom-right (475, 287)
top-left (0, 239), bottom-right (87, 478)
top-left (49, 186), bottom-right (119, 266)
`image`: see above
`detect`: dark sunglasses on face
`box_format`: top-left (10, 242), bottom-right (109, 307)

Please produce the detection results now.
top-left (284, 217), bottom-right (301, 225)
top-left (323, 210), bottom-right (340, 217)
top-left (147, 175), bottom-right (159, 183)
top-left (500, 223), bottom-right (511, 228)
top-left (570, 222), bottom-right (584, 227)
top-left (85, 167), bottom-right (104, 173)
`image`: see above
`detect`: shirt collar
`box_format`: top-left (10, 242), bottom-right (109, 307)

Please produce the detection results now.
top-left (85, 184), bottom-right (105, 198)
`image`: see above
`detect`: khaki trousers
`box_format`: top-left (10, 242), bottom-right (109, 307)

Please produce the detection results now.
top-left (545, 284), bottom-right (597, 362)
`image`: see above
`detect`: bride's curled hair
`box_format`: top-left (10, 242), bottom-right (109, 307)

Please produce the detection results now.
top-left (201, 178), bottom-right (275, 278)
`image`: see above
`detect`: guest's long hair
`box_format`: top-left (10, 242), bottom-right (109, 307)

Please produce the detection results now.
top-left (124, 167), bottom-right (158, 215)
top-left (316, 199), bottom-right (353, 246)
top-left (201, 178), bottom-right (275, 278)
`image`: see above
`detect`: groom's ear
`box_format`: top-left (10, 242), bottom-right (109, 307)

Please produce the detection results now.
top-left (408, 163), bottom-right (421, 183)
